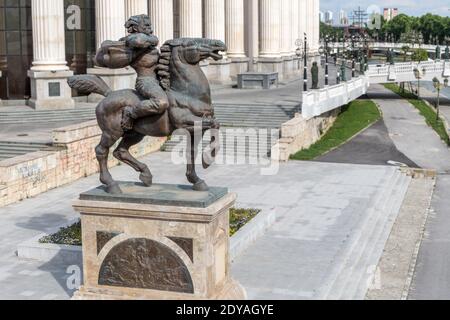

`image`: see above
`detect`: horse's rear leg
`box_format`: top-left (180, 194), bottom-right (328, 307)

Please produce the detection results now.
top-left (113, 131), bottom-right (153, 187)
top-left (96, 133), bottom-right (121, 194)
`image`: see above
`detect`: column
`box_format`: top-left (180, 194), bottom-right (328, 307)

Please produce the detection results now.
top-left (303, 0), bottom-right (313, 50)
top-left (30, 0), bottom-right (68, 71)
top-left (299, 0), bottom-right (307, 44)
top-left (245, 0), bottom-right (259, 71)
top-left (87, 0), bottom-right (134, 102)
top-left (259, 0), bottom-right (281, 58)
top-left (280, 0), bottom-right (292, 56)
top-left (149, 0), bottom-right (174, 45)
top-left (312, 0), bottom-right (320, 52)
top-left (225, 0), bottom-right (245, 58)
top-left (95, 0), bottom-right (126, 49)
top-left (258, 0), bottom-right (284, 77)
top-left (291, 0), bottom-right (300, 55)
top-left (204, 0), bottom-right (225, 42)
top-left (125, 0), bottom-right (148, 18)
top-left (28, 0), bottom-right (74, 109)
top-left (204, 0), bottom-right (231, 83)
top-left (179, 0), bottom-right (202, 38)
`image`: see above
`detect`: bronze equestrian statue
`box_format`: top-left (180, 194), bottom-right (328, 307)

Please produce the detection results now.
top-left (68, 15), bottom-right (225, 194)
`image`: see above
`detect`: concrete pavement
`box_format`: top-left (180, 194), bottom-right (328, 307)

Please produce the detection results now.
top-left (317, 119), bottom-right (418, 168)
top-left (368, 85), bottom-right (450, 172)
top-left (367, 84), bottom-right (450, 300)
top-left (0, 151), bottom-right (409, 300)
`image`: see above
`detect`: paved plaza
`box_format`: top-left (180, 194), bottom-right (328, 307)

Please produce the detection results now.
top-left (0, 151), bottom-right (410, 300)
top-left (0, 81), bottom-right (447, 300)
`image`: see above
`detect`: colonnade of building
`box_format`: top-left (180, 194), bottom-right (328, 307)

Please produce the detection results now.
top-left (28, 0), bottom-right (320, 108)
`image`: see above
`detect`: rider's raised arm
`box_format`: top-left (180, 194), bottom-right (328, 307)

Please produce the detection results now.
top-left (126, 34), bottom-right (159, 49)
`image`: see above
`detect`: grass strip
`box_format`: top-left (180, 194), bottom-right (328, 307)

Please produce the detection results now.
top-left (291, 99), bottom-right (381, 161)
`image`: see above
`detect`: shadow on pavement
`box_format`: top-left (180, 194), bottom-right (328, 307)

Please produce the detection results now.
top-left (317, 120), bottom-right (420, 168)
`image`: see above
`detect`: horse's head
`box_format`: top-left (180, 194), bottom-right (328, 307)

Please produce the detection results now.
top-left (165, 38), bottom-right (227, 65)
top-left (158, 38), bottom-right (227, 91)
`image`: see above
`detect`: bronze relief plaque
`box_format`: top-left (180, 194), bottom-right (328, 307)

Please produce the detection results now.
top-left (98, 238), bottom-right (194, 294)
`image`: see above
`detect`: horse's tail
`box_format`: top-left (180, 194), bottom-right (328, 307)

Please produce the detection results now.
top-left (67, 75), bottom-right (112, 97)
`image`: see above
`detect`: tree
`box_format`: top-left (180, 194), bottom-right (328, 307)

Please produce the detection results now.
top-left (419, 14), bottom-right (446, 44)
top-left (383, 14), bottom-right (413, 41)
top-left (401, 45), bottom-right (410, 62)
top-left (412, 48), bottom-right (429, 62)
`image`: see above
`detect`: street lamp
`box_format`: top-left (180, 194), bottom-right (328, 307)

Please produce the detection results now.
top-left (296, 33), bottom-right (309, 92)
top-left (350, 35), bottom-right (357, 78)
top-left (320, 35), bottom-right (331, 86)
top-left (433, 77), bottom-right (449, 121)
top-left (413, 67), bottom-right (424, 97)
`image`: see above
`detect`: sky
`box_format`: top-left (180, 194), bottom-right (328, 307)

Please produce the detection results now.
top-left (321, 0), bottom-right (450, 20)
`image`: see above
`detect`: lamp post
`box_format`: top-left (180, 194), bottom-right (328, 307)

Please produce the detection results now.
top-left (296, 33), bottom-right (309, 92)
top-left (433, 77), bottom-right (449, 121)
top-left (413, 67), bottom-right (423, 97)
top-left (351, 35), bottom-right (356, 78)
top-left (320, 35), bottom-right (330, 86)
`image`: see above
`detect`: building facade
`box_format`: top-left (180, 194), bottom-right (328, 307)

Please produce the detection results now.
top-left (383, 8), bottom-right (398, 22)
top-left (339, 10), bottom-right (349, 26)
top-left (324, 10), bottom-right (333, 25)
top-left (0, 0), bottom-right (320, 107)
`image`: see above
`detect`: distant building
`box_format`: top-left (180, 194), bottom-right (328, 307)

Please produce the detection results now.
top-left (325, 10), bottom-right (334, 25)
top-left (319, 11), bottom-right (325, 23)
top-left (383, 8), bottom-right (399, 21)
top-left (339, 10), bottom-right (349, 25)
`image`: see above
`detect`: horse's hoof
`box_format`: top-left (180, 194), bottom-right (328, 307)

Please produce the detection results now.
top-left (106, 183), bottom-right (123, 195)
top-left (139, 173), bottom-right (153, 187)
top-left (193, 180), bottom-right (209, 192)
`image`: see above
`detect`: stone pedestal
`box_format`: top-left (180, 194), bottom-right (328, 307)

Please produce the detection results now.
top-left (72, 183), bottom-right (246, 300)
top-left (27, 70), bottom-right (75, 110)
top-left (207, 59), bottom-right (232, 85)
top-left (230, 57), bottom-right (250, 80)
top-left (256, 57), bottom-right (284, 80)
top-left (238, 72), bottom-right (278, 89)
top-left (86, 67), bottom-right (136, 102)
top-left (282, 56), bottom-right (295, 78)
top-left (444, 60), bottom-right (450, 77)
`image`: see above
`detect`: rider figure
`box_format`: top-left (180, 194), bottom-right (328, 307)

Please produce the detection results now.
top-left (96, 15), bottom-right (169, 130)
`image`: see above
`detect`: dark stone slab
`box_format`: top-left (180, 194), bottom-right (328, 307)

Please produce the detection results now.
top-left (238, 72), bottom-right (279, 89)
top-left (79, 182), bottom-right (228, 208)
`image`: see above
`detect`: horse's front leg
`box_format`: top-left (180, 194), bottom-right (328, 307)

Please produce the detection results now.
top-left (186, 128), bottom-right (209, 192)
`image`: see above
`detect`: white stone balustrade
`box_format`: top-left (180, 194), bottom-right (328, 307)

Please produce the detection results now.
top-left (367, 60), bottom-right (450, 84)
top-left (301, 75), bottom-right (370, 120)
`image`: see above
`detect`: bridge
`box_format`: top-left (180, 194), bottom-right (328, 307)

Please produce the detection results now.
top-left (330, 42), bottom-right (445, 54)
top-left (301, 59), bottom-right (449, 119)
top-left (368, 60), bottom-right (450, 84)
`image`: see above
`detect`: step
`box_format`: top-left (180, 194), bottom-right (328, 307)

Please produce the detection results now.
top-left (319, 168), bottom-right (402, 299)
top-left (327, 170), bottom-right (411, 300)
top-left (324, 169), bottom-right (403, 299)
top-left (343, 173), bottom-right (411, 299)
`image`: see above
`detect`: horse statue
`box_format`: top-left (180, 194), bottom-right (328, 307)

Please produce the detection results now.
top-left (68, 38), bottom-right (226, 194)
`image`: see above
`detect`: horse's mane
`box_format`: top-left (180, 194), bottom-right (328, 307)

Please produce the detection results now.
top-left (157, 42), bottom-right (173, 91)
top-left (157, 38), bottom-right (200, 91)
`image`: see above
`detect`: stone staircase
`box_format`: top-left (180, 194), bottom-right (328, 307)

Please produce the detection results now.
top-left (162, 103), bottom-right (298, 159)
top-left (319, 168), bottom-right (412, 300)
top-left (0, 106), bottom-right (95, 125)
top-left (0, 141), bottom-right (54, 161)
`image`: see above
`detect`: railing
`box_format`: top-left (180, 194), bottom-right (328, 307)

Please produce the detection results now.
top-left (301, 75), bottom-right (370, 120)
top-left (367, 60), bottom-right (449, 83)
top-left (330, 42), bottom-right (442, 52)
